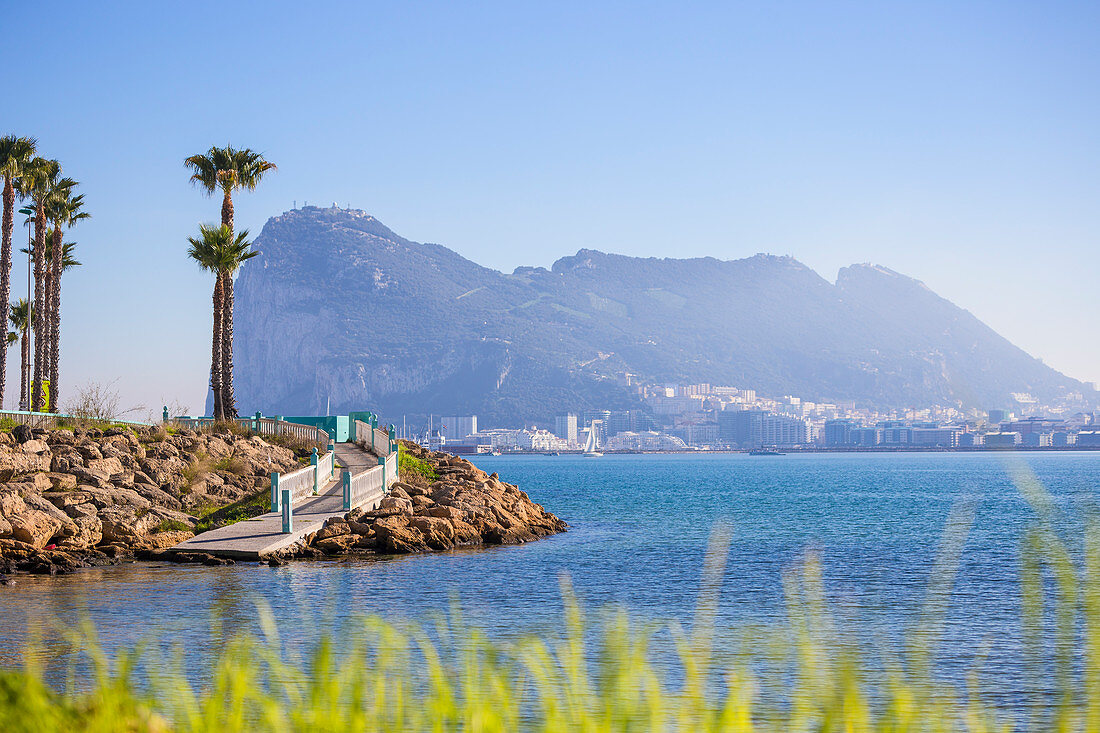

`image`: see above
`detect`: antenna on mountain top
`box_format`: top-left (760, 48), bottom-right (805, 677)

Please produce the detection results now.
top-left (293, 200), bottom-right (296, 209)
top-left (326, 395), bottom-right (331, 415)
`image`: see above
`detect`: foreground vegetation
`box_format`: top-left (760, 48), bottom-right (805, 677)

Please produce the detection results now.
top-left (1, 468), bottom-right (1096, 730)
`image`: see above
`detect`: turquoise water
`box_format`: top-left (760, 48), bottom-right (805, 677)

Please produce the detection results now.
top-left (0, 451), bottom-right (1096, 691)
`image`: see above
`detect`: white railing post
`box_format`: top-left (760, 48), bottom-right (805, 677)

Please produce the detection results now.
top-left (311, 447), bottom-right (319, 495)
top-left (281, 489), bottom-right (293, 533)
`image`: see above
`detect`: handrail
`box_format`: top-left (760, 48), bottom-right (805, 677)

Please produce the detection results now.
top-left (354, 419), bottom-right (397, 457)
top-left (168, 412), bottom-right (330, 451)
top-left (342, 450), bottom-right (398, 511)
top-left (271, 443), bottom-right (337, 515)
top-left (0, 408), bottom-right (149, 429)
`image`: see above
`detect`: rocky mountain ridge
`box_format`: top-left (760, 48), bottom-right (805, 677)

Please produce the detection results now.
top-left (230, 206), bottom-right (1097, 425)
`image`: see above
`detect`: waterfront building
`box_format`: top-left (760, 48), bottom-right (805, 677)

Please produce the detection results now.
top-left (824, 419), bottom-right (860, 446)
top-left (608, 409), bottom-right (656, 437)
top-left (606, 431), bottom-right (689, 451)
top-left (959, 432), bottom-right (984, 447)
top-left (439, 415), bottom-right (478, 441)
top-left (1022, 432), bottom-right (1053, 447)
top-left (851, 427), bottom-right (882, 446)
top-left (674, 423), bottom-right (719, 447)
top-left (554, 414), bottom-right (578, 444)
top-left (1002, 417), bottom-right (1064, 435)
top-left (987, 409), bottom-right (1010, 424)
top-left (583, 409), bottom-right (611, 430)
top-left (718, 409), bottom-right (809, 448)
top-left (1076, 431), bottom-right (1100, 447)
top-left (1052, 431), bottom-right (1076, 447)
top-left (881, 426), bottom-right (914, 445)
top-left (985, 432), bottom-right (1022, 447)
top-left (517, 429), bottom-right (568, 452)
top-left (911, 427), bottom-right (963, 448)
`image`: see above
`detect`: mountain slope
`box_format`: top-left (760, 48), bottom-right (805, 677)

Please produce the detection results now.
top-left (230, 206), bottom-right (1095, 424)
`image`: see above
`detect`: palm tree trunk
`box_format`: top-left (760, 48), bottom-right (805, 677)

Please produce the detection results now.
top-left (0, 177), bottom-right (13, 409)
top-left (47, 226), bottom-right (62, 412)
top-left (19, 330), bottom-right (28, 412)
top-left (30, 204), bottom-right (46, 412)
top-left (221, 189), bottom-right (234, 234)
top-left (221, 271), bottom-right (237, 418)
top-left (211, 273), bottom-right (224, 421)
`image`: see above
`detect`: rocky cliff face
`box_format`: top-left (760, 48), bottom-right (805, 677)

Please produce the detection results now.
top-left (230, 206), bottom-right (1096, 424)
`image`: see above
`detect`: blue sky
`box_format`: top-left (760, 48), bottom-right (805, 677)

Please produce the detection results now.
top-left (3, 0), bottom-right (1098, 414)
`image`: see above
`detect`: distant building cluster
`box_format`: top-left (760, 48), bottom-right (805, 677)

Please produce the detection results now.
top-left (410, 375), bottom-right (1099, 453)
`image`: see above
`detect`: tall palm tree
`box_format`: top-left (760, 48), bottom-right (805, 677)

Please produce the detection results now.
top-left (183, 146), bottom-right (276, 237)
top-left (15, 158), bottom-right (67, 411)
top-left (214, 229), bottom-right (258, 418)
top-left (184, 145), bottom-right (274, 415)
top-left (187, 224), bottom-right (227, 421)
top-left (8, 299), bottom-right (31, 411)
top-left (187, 224), bottom-right (257, 421)
top-left (43, 189), bottom-right (87, 412)
top-left (0, 136), bottom-right (36, 408)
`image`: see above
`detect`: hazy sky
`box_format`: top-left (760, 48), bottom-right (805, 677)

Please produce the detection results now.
top-left (3, 1), bottom-right (1097, 415)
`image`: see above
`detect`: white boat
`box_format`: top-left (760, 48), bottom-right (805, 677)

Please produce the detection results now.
top-left (582, 428), bottom-right (603, 457)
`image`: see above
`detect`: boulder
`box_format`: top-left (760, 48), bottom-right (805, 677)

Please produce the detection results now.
top-left (58, 513), bottom-right (103, 549)
top-left (314, 522), bottom-right (351, 541)
top-left (45, 472), bottom-right (78, 491)
top-left (134, 530), bottom-right (193, 551)
top-left (0, 448), bottom-right (51, 477)
top-left (315, 534), bottom-right (356, 554)
top-left (11, 425), bottom-right (32, 444)
top-left (408, 515), bottom-right (455, 550)
top-left (379, 496), bottom-right (413, 514)
top-left (427, 505), bottom-right (465, 523)
top-left (86, 456), bottom-right (124, 476)
top-left (9, 509), bottom-right (63, 548)
top-left (372, 516), bottom-right (425, 553)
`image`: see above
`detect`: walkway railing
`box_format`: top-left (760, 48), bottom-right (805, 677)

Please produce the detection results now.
top-left (166, 410), bottom-right (330, 451)
top-left (270, 442), bottom-right (337, 527)
top-left (342, 450), bottom-right (398, 511)
top-left (354, 418), bottom-right (397, 457)
top-left (0, 408), bottom-right (148, 429)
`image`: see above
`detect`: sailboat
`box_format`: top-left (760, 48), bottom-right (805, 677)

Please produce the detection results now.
top-left (582, 428), bottom-right (603, 457)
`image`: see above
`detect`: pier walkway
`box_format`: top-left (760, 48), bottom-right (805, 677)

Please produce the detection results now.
top-left (170, 418), bottom-right (397, 559)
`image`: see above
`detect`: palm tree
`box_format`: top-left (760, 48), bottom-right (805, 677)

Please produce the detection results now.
top-left (15, 158), bottom-right (68, 411)
top-left (8, 299), bottom-right (31, 411)
top-left (43, 189), bottom-right (88, 412)
top-left (184, 146), bottom-right (276, 236)
top-left (187, 224), bottom-right (257, 421)
top-left (188, 224), bottom-right (227, 421)
top-left (215, 229), bottom-right (258, 418)
top-left (0, 136), bottom-right (36, 408)
top-left (184, 146), bottom-right (274, 415)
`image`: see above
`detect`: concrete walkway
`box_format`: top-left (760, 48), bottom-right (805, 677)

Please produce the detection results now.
top-left (171, 443), bottom-right (377, 560)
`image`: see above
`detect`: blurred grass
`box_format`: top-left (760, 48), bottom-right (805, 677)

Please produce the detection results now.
top-left (0, 466), bottom-right (1097, 731)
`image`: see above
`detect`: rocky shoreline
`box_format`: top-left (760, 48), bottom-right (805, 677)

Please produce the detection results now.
top-left (0, 427), bottom-right (566, 578)
top-left (259, 440), bottom-right (567, 563)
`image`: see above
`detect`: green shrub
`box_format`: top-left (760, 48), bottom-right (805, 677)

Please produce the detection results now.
top-left (154, 519), bottom-right (189, 533)
top-left (399, 445), bottom-right (437, 482)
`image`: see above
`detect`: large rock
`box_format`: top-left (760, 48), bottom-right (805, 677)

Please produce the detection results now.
top-left (0, 448), bottom-right (51, 479)
top-left (9, 509), bottom-right (63, 548)
top-left (372, 516), bottom-right (425, 553)
top-left (379, 496), bottom-right (413, 514)
top-left (408, 515), bottom-right (454, 550)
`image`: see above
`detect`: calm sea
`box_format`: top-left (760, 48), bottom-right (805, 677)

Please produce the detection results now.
top-left (1, 451), bottom-right (1096, 696)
